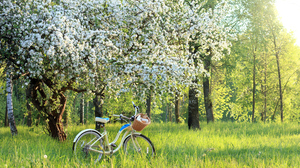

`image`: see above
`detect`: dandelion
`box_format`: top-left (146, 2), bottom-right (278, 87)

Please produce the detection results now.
top-left (44, 155), bottom-right (47, 159)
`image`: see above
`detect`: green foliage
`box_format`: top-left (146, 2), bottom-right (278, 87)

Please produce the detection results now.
top-left (1, 122), bottom-right (300, 167)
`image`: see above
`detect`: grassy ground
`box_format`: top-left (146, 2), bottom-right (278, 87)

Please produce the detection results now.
top-left (0, 122), bottom-right (299, 167)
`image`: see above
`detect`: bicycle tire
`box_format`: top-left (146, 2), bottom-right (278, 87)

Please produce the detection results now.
top-left (73, 131), bottom-right (104, 164)
top-left (123, 134), bottom-right (155, 159)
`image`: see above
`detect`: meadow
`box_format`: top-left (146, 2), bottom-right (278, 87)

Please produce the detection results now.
top-left (0, 122), bottom-right (299, 168)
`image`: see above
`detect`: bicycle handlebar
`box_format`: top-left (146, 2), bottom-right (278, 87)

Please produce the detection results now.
top-left (112, 114), bottom-right (131, 120)
top-left (132, 101), bottom-right (139, 115)
top-left (112, 102), bottom-right (139, 120)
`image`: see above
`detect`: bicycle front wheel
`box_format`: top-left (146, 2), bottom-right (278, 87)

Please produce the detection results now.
top-left (73, 131), bottom-right (104, 164)
top-left (123, 134), bottom-right (155, 159)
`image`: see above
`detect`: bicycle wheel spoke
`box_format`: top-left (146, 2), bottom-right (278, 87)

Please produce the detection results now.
top-left (123, 134), bottom-right (155, 160)
top-left (74, 131), bottom-right (104, 164)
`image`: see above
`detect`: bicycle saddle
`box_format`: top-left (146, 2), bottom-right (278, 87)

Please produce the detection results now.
top-left (95, 117), bottom-right (110, 124)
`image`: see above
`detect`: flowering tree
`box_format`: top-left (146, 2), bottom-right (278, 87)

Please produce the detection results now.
top-left (0, 0), bottom-right (231, 140)
top-left (186, 1), bottom-right (232, 129)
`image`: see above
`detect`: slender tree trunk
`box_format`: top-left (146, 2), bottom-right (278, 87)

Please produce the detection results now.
top-left (146, 90), bottom-right (151, 118)
top-left (86, 101), bottom-right (89, 123)
top-left (263, 54), bottom-right (267, 123)
top-left (168, 103), bottom-right (172, 122)
top-left (275, 52), bottom-right (283, 122)
top-left (6, 61), bottom-right (18, 135)
top-left (4, 102), bottom-right (8, 127)
top-left (79, 94), bottom-right (85, 125)
top-left (252, 52), bottom-right (256, 123)
top-left (175, 92), bottom-right (180, 123)
top-left (165, 102), bottom-right (168, 123)
top-left (188, 79), bottom-right (200, 130)
top-left (203, 54), bottom-right (214, 123)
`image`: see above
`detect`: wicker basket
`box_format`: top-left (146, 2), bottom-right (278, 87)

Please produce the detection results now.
top-left (131, 113), bottom-right (151, 131)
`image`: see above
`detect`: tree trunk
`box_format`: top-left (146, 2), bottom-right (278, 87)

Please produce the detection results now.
top-left (263, 54), bottom-right (267, 123)
top-left (26, 101), bottom-right (32, 127)
top-left (203, 55), bottom-right (214, 123)
top-left (175, 92), bottom-right (180, 123)
top-left (165, 102), bottom-right (168, 123)
top-left (252, 52), bottom-right (256, 123)
top-left (4, 102), bottom-right (8, 127)
top-left (47, 94), bottom-right (67, 141)
top-left (203, 77), bottom-right (214, 123)
top-left (93, 95), bottom-right (104, 130)
top-left (146, 90), bottom-right (151, 118)
top-left (6, 61), bottom-right (18, 135)
top-left (168, 103), bottom-right (172, 122)
top-left (275, 52), bottom-right (283, 122)
top-left (86, 101), bottom-right (89, 124)
top-left (26, 79), bottom-right (68, 141)
top-left (79, 94), bottom-right (85, 125)
top-left (188, 80), bottom-right (200, 130)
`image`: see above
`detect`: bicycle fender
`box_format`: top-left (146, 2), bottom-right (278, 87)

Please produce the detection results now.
top-left (73, 129), bottom-right (102, 143)
top-left (124, 132), bottom-right (142, 140)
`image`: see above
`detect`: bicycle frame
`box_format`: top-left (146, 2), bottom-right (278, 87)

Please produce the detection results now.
top-left (76, 123), bottom-right (141, 155)
top-left (73, 101), bottom-right (142, 156)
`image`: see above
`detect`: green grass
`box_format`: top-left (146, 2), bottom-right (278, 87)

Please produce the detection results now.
top-left (1, 122), bottom-right (299, 167)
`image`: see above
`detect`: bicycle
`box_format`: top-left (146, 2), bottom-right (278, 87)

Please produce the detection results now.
top-left (72, 102), bottom-right (155, 164)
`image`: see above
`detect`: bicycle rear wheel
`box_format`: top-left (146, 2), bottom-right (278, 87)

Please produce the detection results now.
top-left (73, 131), bottom-right (104, 164)
top-left (123, 134), bottom-right (155, 160)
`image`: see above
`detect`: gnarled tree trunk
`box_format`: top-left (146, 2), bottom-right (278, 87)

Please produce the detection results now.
top-left (26, 78), bottom-right (73, 141)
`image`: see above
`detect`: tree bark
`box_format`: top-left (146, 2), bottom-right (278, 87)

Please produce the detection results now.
top-left (26, 78), bottom-right (69, 141)
top-left (86, 101), bottom-right (89, 123)
top-left (146, 90), bottom-right (151, 118)
top-left (47, 93), bottom-right (67, 141)
top-left (188, 80), bottom-right (200, 130)
top-left (175, 92), bottom-right (180, 123)
top-left (165, 102), bottom-right (168, 123)
top-left (273, 35), bottom-right (283, 122)
top-left (263, 53), bottom-right (267, 122)
top-left (168, 103), bottom-right (172, 122)
top-left (203, 77), bottom-right (214, 123)
top-left (93, 95), bottom-right (104, 130)
top-left (79, 94), bottom-right (85, 125)
top-left (275, 51), bottom-right (283, 122)
top-left (203, 54), bottom-right (214, 123)
top-left (252, 51), bottom-right (256, 123)
top-left (4, 102), bottom-right (8, 127)
top-left (6, 61), bottom-right (18, 135)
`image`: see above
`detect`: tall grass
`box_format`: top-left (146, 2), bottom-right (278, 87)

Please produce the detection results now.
top-left (0, 122), bottom-right (299, 167)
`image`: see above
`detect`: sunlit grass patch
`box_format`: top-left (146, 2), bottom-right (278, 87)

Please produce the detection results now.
top-left (0, 122), bottom-right (299, 167)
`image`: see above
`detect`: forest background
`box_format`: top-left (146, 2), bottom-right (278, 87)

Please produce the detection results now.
top-left (1, 0), bottom-right (300, 140)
